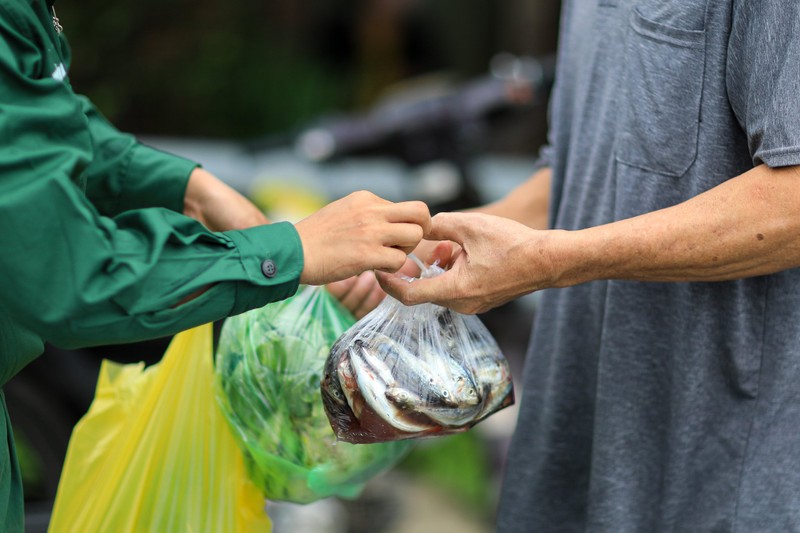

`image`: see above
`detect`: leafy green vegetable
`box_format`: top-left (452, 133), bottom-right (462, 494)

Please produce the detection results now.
top-left (215, 286), bottom-right (411, 503)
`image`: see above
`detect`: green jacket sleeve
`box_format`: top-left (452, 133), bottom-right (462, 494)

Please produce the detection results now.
top-left (79, 96), bottom-right (200, 216)
top-left (0, 1), bottom-right (303, 349)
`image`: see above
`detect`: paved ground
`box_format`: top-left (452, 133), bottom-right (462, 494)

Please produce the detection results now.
top-left (269, 470), bottom-right (497, 533)
top-left (384, 475), bottom-right (494, 533)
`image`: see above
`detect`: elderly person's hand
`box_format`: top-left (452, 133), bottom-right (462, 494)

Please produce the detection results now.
top-left (376, 212), bottom-right (562, 314)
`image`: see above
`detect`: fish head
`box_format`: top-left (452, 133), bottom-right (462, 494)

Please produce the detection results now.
top-left (451, 375), bottom-right (481, 407)
top-left (422, 375), bottom-right (460, 408)
top-left (320, 383), bottom-right (357, 438)
top-left (440, 355), bottom-right (482, 407)
top-left (320, 352), bottom-right (361, 438)
top-left (320, 376), bottom-right (346, 411)
top-left (384, 386), bottom-right (419, 409)
top-left (474, 353), bottom-right (511, 387)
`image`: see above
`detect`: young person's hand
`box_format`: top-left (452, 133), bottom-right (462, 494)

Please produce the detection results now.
top-left (295, 191), bottom-right (431, 286)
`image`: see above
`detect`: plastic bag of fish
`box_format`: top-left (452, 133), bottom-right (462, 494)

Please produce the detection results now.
top-left (321, 263), bottom-right (514, 444)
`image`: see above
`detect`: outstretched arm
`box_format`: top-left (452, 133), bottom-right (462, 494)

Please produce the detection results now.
top-left (378, 164), bottom-right (800, 313)
top-left (328, 166), bottom-right (552, 317)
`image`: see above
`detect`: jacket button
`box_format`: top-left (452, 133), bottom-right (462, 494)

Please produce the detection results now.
top-left (261, 259), bottom-right (277, 278)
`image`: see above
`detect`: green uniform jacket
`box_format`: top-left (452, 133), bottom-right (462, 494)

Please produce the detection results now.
top-left (0, 1), bottom-right (304, 528)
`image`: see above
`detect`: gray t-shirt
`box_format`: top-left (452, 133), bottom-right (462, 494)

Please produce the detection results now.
top-left (498, 1), bottom-right (800, 531)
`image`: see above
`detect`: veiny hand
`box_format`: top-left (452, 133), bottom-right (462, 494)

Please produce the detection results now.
top-left (376, 212), bottom-right (563, 314)
top-left (183, 167), bottom-right (270, 231)
top-left (296, 191), bottom-right (431, 286)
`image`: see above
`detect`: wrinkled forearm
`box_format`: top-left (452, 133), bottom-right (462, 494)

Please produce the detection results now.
top-left (547, 164), bottom-right (800, 287)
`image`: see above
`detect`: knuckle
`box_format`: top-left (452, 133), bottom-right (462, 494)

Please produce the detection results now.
top-left (411, 200), bottom-right (430, 216)
top-left (352, 190), bottom-right (376, 202)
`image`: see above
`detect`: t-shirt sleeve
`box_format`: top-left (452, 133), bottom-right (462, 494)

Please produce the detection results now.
top-left (532, 144), bottom-right (554, 174)
top-left (727, 1), bottom-right (800, 168)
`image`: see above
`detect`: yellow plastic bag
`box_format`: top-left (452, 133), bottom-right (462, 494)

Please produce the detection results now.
top-left (49, 324), bottom-right (271, 532)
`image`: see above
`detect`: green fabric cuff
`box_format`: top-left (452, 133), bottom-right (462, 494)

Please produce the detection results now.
top-left (116, 144), bottom-right (199, 213)
top-left (226, 221), bottom-right (304, 315)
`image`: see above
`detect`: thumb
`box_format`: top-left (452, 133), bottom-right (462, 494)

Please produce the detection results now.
top-left (375, 269), bottom-right (456, 307)
top-left (426, 212), bottom-right (473, 244)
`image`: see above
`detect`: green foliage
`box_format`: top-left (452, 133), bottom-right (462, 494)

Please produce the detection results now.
top-left (54, 0), bottom-right (512, 139)
top-left (57, 1), bottom-right (354, 138)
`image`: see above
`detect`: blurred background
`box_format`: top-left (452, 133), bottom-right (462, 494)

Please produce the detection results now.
top-left (9, 0), bottom-right (561, 530)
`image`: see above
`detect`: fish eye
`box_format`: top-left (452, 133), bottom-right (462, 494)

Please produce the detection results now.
top-left (442, 390), bottom-right (449, 397)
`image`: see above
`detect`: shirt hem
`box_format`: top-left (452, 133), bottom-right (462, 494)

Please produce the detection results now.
top-left (755, 146), bottom-right (800, 168)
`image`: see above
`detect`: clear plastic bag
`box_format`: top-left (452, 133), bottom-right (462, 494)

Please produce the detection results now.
top-left (214, 285), bottom-right (411, 504)
top-left (321, 260), bottom-right (514, 444)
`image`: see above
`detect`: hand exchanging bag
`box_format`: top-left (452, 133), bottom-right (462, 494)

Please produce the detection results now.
top-left (321, 257), bottom-right (514, 444)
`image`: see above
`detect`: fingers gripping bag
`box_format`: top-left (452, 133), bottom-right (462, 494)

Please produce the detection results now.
top-left (321, 258), bottom-right (515, 444)
top-left (214, 285), bottom-right (410, 504)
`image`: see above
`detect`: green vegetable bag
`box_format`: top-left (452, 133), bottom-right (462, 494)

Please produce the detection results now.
top-left (215, 285), bottom-right (410, 503)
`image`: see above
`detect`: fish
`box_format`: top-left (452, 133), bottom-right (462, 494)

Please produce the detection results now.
top-left (321, 310), bottom-right (515, 443)
top-left (472, 353), bottom-right (509, 387)
top-left (322, 343), bottom-right (436, 443)
top-left (335, 351), bottom-right (362, 417)
top-left (387, 350), bottom-right (512, 427)
top-left (349, 341), bottom-right (436, 435)
top-left (471, 353), bottom-right (514, 420)
top-left (359, 331), bottom-right (491, 426)
top-left (384, 386), bottom-right (480, 427)
top-left (383, 386), bottom-right (424, 409)
top-left (423, 349), bottom-right (481, 408)
top-left (320, 349), bottom-right (361, 439)
top-left (364, 334), bottom-right (460, 408)
top-left (412, 402), bottom-right (483, 428)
